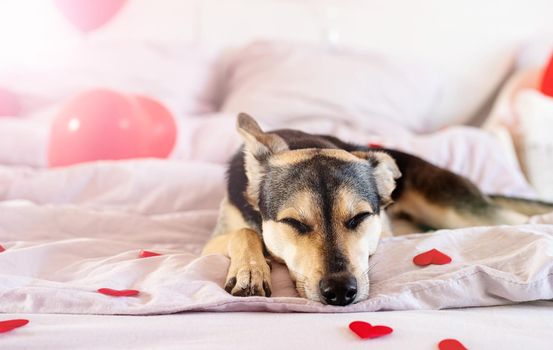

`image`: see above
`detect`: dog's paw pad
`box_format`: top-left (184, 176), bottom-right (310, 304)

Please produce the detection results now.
top-left (263, 280), bottom-right (271, 297)
top-left (224, 276), bottom-right (237, 293)
top-left (225, 260), bottom-right (271, 297)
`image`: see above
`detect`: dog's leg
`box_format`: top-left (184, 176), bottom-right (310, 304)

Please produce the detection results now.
top-left (203, 228), bottom-right (272, 297)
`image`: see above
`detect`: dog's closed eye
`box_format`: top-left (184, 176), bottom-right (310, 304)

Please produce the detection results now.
top-left (345, 212), bottom-right (372, 230)
top-left (279, 218), bottom-right (312, 234)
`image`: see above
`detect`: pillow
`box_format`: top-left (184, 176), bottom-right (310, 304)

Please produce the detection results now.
top-left (484, 64), bottom-right (553, 201)
top-left (514, 90), bottom-right (553, 201)
top-left (220, 41), bottom-right (442, 134)
top-left (516, 34), bottom-right (553, 69)
top-left (0, 40), bottom-right (220, 118)
top-left (483, 69), bottom-right (541, 173)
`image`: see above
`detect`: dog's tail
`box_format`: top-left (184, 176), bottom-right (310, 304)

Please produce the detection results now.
top-left (490, 195), bottom-right (553, 216)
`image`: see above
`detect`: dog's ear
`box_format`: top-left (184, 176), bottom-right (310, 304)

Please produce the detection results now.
top-left (237, 113), bottom-right (288, 160)
top-left (352, 151), bottom-right (401, 207)
top-left (237, 113), bottom-right (289, 209)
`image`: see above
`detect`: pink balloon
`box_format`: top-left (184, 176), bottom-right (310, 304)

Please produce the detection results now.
top-left (53, 0), bottom-right (127, 33)
top-left (0, 87), bottom-right (21, 117)
top-left (48, 89), bottom-right (148, 167)
top-left (134, 95), bottom-right (177, 158)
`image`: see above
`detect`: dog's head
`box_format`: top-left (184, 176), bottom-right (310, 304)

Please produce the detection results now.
top-left (237, 113), bottom-right (400, 305)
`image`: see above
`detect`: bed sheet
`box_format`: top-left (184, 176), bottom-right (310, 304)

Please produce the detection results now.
top-left (1, 116), bottom-right (551, 347)
top-left (2, 301), bottom-right (553, 349)
top-left (1, 158), bottom-right (553, 315)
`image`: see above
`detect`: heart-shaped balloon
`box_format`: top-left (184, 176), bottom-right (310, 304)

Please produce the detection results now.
top-left (413, 248), bottom-right (452, 266)
top-left (53, 0), bottom-right (127, 33)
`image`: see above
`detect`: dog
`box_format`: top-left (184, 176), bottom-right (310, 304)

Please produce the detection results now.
top-left (202, 113), bottom-right (553, 306)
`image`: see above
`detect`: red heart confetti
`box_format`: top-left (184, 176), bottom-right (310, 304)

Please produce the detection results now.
top-left (97, 288), bottom-right (140, 297)
top-left (368, 143), bottom-right (382, 148)
top-left (0, 244), bottom-right (5, 253)
top-left (0, 319), bottom-right (29, 333)
top-left (138, 249), bottom-right (161, 258)
top-left (349, 321), bottom-right (393, 339)
top-left (438, 338), bottom-right (467, 350)
top-left (413, 248), bottom-right (452, 266)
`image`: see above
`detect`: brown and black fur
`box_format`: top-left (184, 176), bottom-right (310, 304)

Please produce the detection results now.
top-left (203, 113), bottom-right (553, 306)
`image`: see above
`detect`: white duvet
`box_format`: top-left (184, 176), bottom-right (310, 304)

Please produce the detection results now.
top-left (1, 117), bottom-right (552, 315)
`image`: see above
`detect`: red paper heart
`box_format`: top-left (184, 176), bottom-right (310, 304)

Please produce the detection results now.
top-left (97, 288), bottom-right (140, 297)
top-left (0, 244), bottom-right (5, 253)
top-left (0, 319), bottom-right (29, 333)
top-left (438, 338), bottom-right (467, 350)
top-left (139, 250), bottom-right (161, 258)
top-left (349, 321), bottom-right (393, 339)
top-left (368, 143), bottom-right (382, 148)
top-left (540, 53), bottom-right (553, 97)
top-left (413, 248), bottom-right (452, 266)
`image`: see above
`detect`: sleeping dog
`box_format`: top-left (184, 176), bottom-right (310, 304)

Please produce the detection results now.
top-left (202, 113), bottom-right (553, 306)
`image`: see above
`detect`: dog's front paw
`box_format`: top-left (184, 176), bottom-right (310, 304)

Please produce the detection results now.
top-left (224, 258), bottom-right (272, 297)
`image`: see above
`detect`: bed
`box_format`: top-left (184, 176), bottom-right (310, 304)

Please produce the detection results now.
top-left (1, 1), bottom-right (553, 349)
top-left (2, 302), bottom-right (553, 349)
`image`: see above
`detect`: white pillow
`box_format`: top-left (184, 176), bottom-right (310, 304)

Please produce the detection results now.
top-left (0, 40), bottom-right (220, 118)
top-left (220, 41), bottom-right (442, 134)
top-left (514, 90), bottom-right (553, 201)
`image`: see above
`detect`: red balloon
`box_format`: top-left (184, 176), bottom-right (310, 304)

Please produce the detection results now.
top-left (134, 95), bottom-right (177, 158)
top-left (53, 0), bottom-right (127, 33)
top-left (0, 87), bottom-right (21, 117)
top-left (48, 89), bottom-right (148, 167)
top-left (540, 53), bottom-right (553, 98)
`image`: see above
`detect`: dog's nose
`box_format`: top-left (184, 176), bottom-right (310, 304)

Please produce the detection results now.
top-left (319, 274), bottom-right (357, 306)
